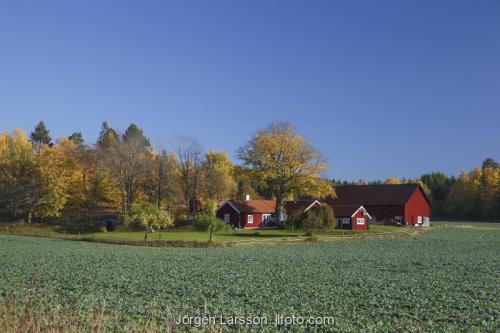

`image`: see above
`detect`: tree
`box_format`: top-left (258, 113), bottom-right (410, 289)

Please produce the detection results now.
top-left (384, 177), bottom-right (402, 184)
top-left (174, 136), bottom-right (203, 219)
top-left (237, 121), bottom-right (334, 220)
top-left (68, 132), bottom-right (84, 147)
top-left (74, 144), bottom-right (118, 219)
top-left (30, 121), bottom-right (52, 146)
top-left (31, 139), bottom-right (78, 220)
top-left (142, 149), bottom-right (179, 208)
top-left (482, 158), bottom-right (499, 170)
top-left (96, 121), bottom-right (118, 149)
top-left (421, 172), bottom-right (450, 216)
top-left (128, 201), bottom-right (173, 242)
top-left (444, 170), bottom-right (481, 219)
top-left (193, 213), bottom-right (228, 243)
top-left (201, 150), bottom-right (236, 202)
top-left (303, 210), bottom-right (324, 236)
top-left (0, 129), bottom-right (38, 220)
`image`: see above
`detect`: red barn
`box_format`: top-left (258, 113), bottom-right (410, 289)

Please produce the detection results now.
top-left (331, 204), bottom-right (371, 230)
top-left (329, 184), bottom-right (431, 226)
top-left (216, 200), bottom-right (276, 229)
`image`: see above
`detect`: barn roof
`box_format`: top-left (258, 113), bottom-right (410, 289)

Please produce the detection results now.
top-left (330, 184), bottom-right (429, 206)
top-left (221, 200), bottom-right (276, 214)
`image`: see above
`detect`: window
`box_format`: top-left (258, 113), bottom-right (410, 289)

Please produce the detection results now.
top-left (224, 214), bottom-right (230, 224)
top-left (247, 215), bottom-right (253, 224)
top-left (342, 218), bottom-right (350, 224)
top-left (357, 218), bottom-right (365, 225)
top-left (417, 216), bottom-right (422, 224)
top-left (395, 216), bottom-right (402, 221)
top-left (262, 214), bottom-right (271, 224)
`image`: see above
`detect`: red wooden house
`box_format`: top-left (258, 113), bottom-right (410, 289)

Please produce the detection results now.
top-left (216, 199), bottom-right (276, 229)
top-left (329, 184), bottom-right (431, 226)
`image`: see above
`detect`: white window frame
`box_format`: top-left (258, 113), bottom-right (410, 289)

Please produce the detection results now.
top-left (342, 218), bottom-right (350, 225)
top-left (357, 218), bottom-right (365, 225)
top-left (247, 214), bottom-right (253, 224)
top-left (224, 214), bottom-right (230, 224)
top-left (262, 214), bottom-right (271, 224)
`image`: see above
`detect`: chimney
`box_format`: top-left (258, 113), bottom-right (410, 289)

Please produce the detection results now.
top-left (245, 194), bottom-right (250, 201)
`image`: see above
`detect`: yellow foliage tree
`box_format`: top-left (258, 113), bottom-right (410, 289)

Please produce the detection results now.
top-left (237, 122), bottom-right (334, 219)
top-left (201, 150), bottom-right (237, 202)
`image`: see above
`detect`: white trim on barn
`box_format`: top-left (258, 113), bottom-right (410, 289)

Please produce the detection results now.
top-left (216, 201), bottom-right (241, 214)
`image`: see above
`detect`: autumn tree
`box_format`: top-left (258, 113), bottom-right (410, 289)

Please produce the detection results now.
top-left (384, 177), bottom-right (402, 184)
top-left (142, 149), bottom-right (179, 208)
top-left (237, 122), bottom-right (334, 220)
top-left (30, 121), bottom-right (52, 147)
top-left (201, 150), bottom-right (236, 202)
top-left (31, 139), bottom-right (78, 221)
top-left (174, 136), bottom-right (203, 219)
top-left (0, 129), bottom-right (38, 220)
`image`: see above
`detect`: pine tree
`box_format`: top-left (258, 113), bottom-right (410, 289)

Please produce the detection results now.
top-left (30, 121), bottom-right (52, 146)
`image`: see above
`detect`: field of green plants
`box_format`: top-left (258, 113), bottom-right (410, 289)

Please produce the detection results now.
top-left (0, 223), bottom-right (499, 332)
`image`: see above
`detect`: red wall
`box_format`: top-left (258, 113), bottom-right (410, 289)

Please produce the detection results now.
top-left (404, 188), bottom-right (431, 226)
top-left (351, 210), bottom-right (369, 231)
top-left (241, 213), bottom-right (263, 229)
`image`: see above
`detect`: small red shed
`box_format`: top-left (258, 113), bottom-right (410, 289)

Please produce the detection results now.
top-left (331, 204), bottom-right (371, 230)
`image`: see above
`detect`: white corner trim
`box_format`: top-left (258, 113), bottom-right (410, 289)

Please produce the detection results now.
top-left (351, 205), bottom-right (372, 219)
top-left (216, 201), bottom-right (241, 214)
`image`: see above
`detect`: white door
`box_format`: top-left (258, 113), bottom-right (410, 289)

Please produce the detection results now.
top-left (224, 214), bottom-right (230, 224)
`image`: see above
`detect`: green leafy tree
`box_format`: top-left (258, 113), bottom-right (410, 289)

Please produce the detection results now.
top-left (68, 132), bottom-right (84, 147)
top-left (30, 121), bottom-right (52, 146)
top-left (128, 201), bottom-right (173, 242)
top-left (237, 122), bottom-right (334, 220)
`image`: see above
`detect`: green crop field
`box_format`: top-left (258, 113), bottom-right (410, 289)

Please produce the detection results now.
top-left (0, 223), bottom-right (499, 332)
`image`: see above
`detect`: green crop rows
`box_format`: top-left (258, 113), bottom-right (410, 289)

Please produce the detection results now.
top-left (0, 223), bottom-right (499, 332)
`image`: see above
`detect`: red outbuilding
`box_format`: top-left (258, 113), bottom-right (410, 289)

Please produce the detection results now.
top-left (331, 204), bottom-right (371, 230)
top-left (329, 184), bottom-right (431, 226)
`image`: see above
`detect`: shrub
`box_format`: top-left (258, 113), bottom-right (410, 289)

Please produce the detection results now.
top-left (193, 214), bottom-right (212, 231)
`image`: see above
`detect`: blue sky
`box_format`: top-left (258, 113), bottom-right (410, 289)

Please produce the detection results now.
top-left (0, 0), bottom-right (499, 181)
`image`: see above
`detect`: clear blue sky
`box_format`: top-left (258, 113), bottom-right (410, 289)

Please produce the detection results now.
top-left (1, 0), bottom-right (499, 181)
